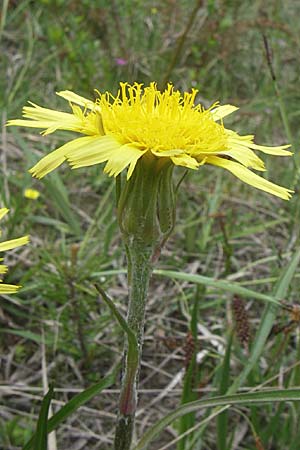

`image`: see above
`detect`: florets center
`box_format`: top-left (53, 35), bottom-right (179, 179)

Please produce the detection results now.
top-left (98, 83), bottom-right (228, 154)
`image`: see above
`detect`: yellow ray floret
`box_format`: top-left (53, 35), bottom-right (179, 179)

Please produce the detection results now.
top-left (0, 264), bottom-right (8, 275)
top-left (0, 208), bottom-right (29, 294)
top-left (7, 83), bottom-right (293, 199)
top-left (0, 284), bottom-right (21, 294)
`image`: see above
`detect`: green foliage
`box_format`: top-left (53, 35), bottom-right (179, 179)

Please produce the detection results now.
top-left (134, 388), bottom-right (300, 450)
top-left (23, 370), bottom-right (117, 450)
top-left (34, 385), bottom-right (54, 450)
top-left (177, 288), bottom-right (202, 450)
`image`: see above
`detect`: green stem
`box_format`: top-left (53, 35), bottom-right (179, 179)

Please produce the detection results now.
top-left (114, 157), bottom-right (176, 449)
top-left (114, 241), bottom-right (153, 450)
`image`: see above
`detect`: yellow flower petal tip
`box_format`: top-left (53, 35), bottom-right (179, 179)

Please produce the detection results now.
top-left (0, 208), bottom-right (9, 220)
top-left (24, 188), bottom-right (40, 200)
top-left (8, 82), bottom-right (293, 199)
top-left (0, 210), bottom-right (29, 294)
top-left (211, 104), bottom-right (239, 120)
top-left (0, 284), bottom-right (21, 294)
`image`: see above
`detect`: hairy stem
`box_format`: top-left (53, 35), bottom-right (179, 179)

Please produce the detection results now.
top-left (114, 241), bottom-right (153, 450)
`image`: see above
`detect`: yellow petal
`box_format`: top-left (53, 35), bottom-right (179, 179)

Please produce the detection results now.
top-left (66, 134), bottom-right (145, 178)
top-left (151, 149), bottom-right (184, 157)
top-left (0, 208), bottom-right (9, 221)
top-left (171, 154), bottom-right (199, 169)
top-left (211, 105), bottom-right (239, 121)
top-left (227, 134), bottom-right (292, 156)
top-left (103, 145), bottom-right (146, 179)
top-left (247, 142), bottom-right (292, 156)
top-left (29, 136), bottom-right (100, 178)
top-left (206, 156), bottom-right (293, 200)
top-left (67, 135), bottom-right (122, 168)
top-left (219, 146), bottom-right (266, 171)
top-left (0, 235), bottom-right (30, 252)
top-left (0, 265), bottom-right (8, 274)
top-left (127, 150), bottom-right (148, 179)
top-left (57, 90), bottom-right (96, 109)
top-left (0, 283), bottom-right (20, 294)
top-left (7, 103), bottom-right (83, 135)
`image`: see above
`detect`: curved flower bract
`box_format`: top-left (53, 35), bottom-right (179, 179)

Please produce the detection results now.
top-left (0, 209), bottom-right (29, 294)
top-left (7, 82), bottom-right (293, 199)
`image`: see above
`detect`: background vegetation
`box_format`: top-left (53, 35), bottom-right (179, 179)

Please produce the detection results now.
top-left (1, 0), bottom-right (300, 448)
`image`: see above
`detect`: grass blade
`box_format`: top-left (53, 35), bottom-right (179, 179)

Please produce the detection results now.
top-left (177, 291), bottom-right (201, 450)
top-left (33, 385), bottom-right (54, 450)
top-left (95, 283), bottom-right (138, 367)
top-left (217, 333), bottom-right (232, 450)
top-left (133, 389), bottom-right (300, 450)
top-left (155, 269), bottom-right (282, 306)
top-left (23, 371), bottom-right (116, 450)
top-left (0, 328), bottom-right (52, 345)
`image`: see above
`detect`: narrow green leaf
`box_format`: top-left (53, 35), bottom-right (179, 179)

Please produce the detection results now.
top-left (177, 292), bottom-right (201, 450)
top-left (155, 269), bottom-right (281, 306)
top-left (211, 218), bottom-right (289, 242)
top-left (133, 389), bottom-right (300, 450)
top-left (217, 333), bottom-right (232, 450)
top-left (0, 328), bottom-right (52, 345)
top-left (262, 402), bottom-right (285, 443)
top-left (95, 284), bottom-right (138, 367)
top-left (23, 371), bottom-right (116, 450)
top-left (49, 373), bottom-right (115, 431)
top-left (34, 385), bottom-right (54, 450)
top-left (31, 215), bottom-right (71, 233)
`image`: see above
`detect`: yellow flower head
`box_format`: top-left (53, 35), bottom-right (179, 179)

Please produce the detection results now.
top-left (24, 188), bottom-right (40, 200)
top-left (7, 82), bottom-right (293, 199)
top-left (0, 209), bottom-right (29, 294)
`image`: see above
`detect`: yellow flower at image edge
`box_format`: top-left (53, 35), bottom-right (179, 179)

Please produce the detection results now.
top-left (0, 209), bottom-right (29, 294)
top-left (7, 82), bottom-right (293, 200)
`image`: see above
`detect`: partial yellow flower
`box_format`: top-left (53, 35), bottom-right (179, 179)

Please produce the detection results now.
top-left (0, 208), bottom-right (29, 294)
top-left (7, 83), bottom-right (293, 199)
top-left (24, 188), bottom-right (40, 200)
